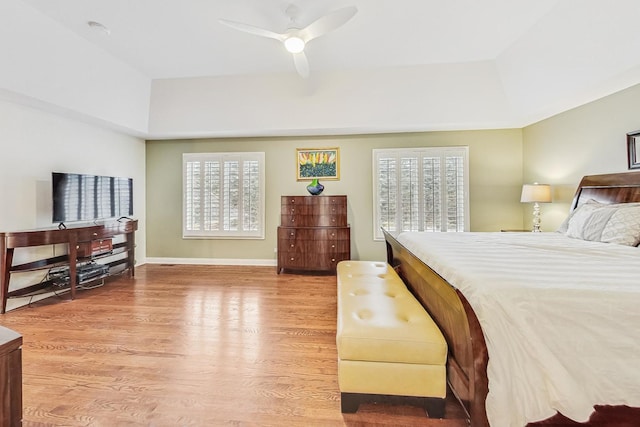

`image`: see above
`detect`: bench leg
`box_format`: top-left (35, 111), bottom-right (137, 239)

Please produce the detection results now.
top-left (340, 393), bottom-right (360, 413)
top-left (423, 397), bottom-right (446, 418)
top-left (341, 393), bottom-right (444, 418)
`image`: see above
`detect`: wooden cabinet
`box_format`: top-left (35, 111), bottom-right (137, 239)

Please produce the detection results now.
top-left (277, 195), bottom-right (350, 274)
top-left (0, 220), bottom-right (137, 314)
top-left (0, 326), bottom-right (22, 426)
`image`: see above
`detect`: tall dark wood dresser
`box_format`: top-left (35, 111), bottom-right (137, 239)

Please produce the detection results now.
top-left (277, 195), bottom-right (350, 274)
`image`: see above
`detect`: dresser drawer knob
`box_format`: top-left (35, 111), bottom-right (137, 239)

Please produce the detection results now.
top-left (290, 257), bottom-right (295, 261)
top-left (290, 232), bottom-right (294, 237)
top-left (331, 244), bottom-right (335, 248)
top-left (290, 244), bottom-right (294, 248)
top-left (331, 258), bottom-right (336, 262)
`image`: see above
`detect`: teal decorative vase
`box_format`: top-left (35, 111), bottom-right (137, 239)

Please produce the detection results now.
top-left (306, 178), bottom-right (324, 195)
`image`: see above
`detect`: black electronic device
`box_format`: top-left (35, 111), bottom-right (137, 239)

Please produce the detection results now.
top-left (48, 263), bottom-right (110, 284)
top-left (52, 172), bottom-right (133, 224)
top-left (76, 263), bottom-right (109, 282)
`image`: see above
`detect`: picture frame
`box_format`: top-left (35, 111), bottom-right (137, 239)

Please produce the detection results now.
top-left (627, 131), bottom-right (640, 170)
top-left (296, 148), bottom-right (340, 180)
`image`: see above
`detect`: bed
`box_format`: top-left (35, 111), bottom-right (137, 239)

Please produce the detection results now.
top-left (383, 171), bottom-right (640, 427)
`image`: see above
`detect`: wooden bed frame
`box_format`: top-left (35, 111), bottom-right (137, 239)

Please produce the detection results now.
top-left (383, 171), bottom-right (640, 426)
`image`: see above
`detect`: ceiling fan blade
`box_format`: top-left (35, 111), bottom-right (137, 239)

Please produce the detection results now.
top-left (299, 6), bottom-right (357, 42)
top-left (219, 19), bottom-right (284, 41)
top-left (292, 52), bottom-right (310, 78)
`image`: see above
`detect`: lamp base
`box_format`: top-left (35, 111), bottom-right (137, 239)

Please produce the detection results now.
top-left (531, 202), bottom-right (542, 232)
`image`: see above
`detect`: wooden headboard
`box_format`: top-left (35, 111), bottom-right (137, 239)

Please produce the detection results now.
top-left (570, 171), bottom-right (640, 209)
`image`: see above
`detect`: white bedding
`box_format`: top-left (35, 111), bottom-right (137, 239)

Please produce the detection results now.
top-left (396, 231), bottom-right (640, 427)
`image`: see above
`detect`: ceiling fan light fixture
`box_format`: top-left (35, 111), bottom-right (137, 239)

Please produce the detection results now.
top-left (284, 36), bottom-right (305, 53)
top-left (220, 5), bottom-right (357, 78)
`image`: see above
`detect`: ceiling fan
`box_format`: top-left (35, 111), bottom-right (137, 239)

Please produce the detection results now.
top-left (219, 5), bottom-right (358, 78)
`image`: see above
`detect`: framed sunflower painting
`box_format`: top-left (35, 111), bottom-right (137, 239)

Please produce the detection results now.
top-left (296, 148), bottom-right (340, 180)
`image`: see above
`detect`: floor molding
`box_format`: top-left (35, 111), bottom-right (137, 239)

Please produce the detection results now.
top-left (144, 257), bottom-right (277, 267)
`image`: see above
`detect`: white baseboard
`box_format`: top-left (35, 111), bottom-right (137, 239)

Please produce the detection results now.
top-left (144, 257), bottom-right (277, 267)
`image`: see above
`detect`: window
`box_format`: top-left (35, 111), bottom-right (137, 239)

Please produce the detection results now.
top-left (373, 147), bottom-right (469, 240)
top-left (183, 152), bottom-right (265, 239)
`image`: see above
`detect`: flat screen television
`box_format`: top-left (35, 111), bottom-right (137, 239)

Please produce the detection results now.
top-left (52, 172), bottom-right (133, 224)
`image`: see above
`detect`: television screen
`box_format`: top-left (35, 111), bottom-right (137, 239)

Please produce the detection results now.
top-left (52, 172), bottom-right (133, 223)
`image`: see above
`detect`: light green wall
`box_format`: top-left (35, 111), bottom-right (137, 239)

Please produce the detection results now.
top-left (522, 83), bottom-right (640, 231)
top-left (146, 82), bottom-right (640, 262)
top-left (146, 129), bottom-right (523, 262)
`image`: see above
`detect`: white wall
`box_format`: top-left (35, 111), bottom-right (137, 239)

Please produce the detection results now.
top-left (0, 99), bottom-right (146, 300)
top-left (0, 0), bottom-right (151, 135)
top-left (148, 61), bottom-right (516, 138)
top-left (496, 0), bottom-right (640, 126)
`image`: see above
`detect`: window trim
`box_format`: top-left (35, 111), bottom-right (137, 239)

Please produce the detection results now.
top-left (372, 146), bottom-right (470, 240)
top-left (183, 152), bottom-right (265, 239)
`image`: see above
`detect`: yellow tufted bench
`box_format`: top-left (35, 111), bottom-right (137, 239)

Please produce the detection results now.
top-left (336, 260), bottom-right (447, 417)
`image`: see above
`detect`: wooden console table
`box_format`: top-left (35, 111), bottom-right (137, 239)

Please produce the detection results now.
top-left (0, 220), bottom-right (137, 314)
top-left (0, 326), bottom-right (22, 426)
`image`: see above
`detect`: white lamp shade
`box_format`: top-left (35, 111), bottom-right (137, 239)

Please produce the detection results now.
top-left (520, 184), bottom-right (551, 203)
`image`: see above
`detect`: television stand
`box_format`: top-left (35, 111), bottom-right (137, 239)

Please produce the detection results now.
top-left (0, 220), bottom-right (137, 314)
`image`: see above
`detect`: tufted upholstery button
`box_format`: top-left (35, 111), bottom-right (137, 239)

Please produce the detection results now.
top-left (356, 310), bottom-right (373, 320)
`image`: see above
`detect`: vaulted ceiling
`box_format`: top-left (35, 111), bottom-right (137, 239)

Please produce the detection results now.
top-left (22, 0), bottom-right (562, 79)
top-left (7, 0), bottom-right (640, 138)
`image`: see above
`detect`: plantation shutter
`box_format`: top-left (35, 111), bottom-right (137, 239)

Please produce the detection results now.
top-left (373, 147), bottom-right (469, 240)
top-left (183, 152), bottom-right (265, 239)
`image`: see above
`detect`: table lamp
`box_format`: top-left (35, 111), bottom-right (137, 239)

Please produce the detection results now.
top-left (521, 183), bottom-right (552, 232)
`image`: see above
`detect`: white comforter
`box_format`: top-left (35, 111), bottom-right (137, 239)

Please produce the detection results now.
top-left (396, 231), bottom-right (640, 427)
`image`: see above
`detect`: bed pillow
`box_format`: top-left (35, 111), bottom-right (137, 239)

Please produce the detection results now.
top-left (556, 199), bottom-right (603, 233)
top-left (565, 202), bottom-right (640, 246)
top-left (600, 207), bottom-right (640, 246)
top-left (565, 203), bottom-right (613, 241)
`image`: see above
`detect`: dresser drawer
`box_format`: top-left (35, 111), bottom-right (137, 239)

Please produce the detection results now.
top-left (308, 253), bottom-right (349, 271)
top-left (281, 195), bottom-right (347, 207)
top-left (280, 213), bottom-right (346, 227)
top-left (312, 239), bottom-right (350, 254)
top-left (281, 203), bottom-right (347, 216)
top-left (278, 238), bottom-right (349, 254)
top-left (277, 251), bottom-right (308, 269)
top-left (278, 227), bottom-right (349, 241)
top-left (277, 249), bottom-right (349, 271)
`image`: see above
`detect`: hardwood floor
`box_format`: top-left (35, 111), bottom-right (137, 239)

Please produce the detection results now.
top-left (0, 265), bottom-right (468, 426)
